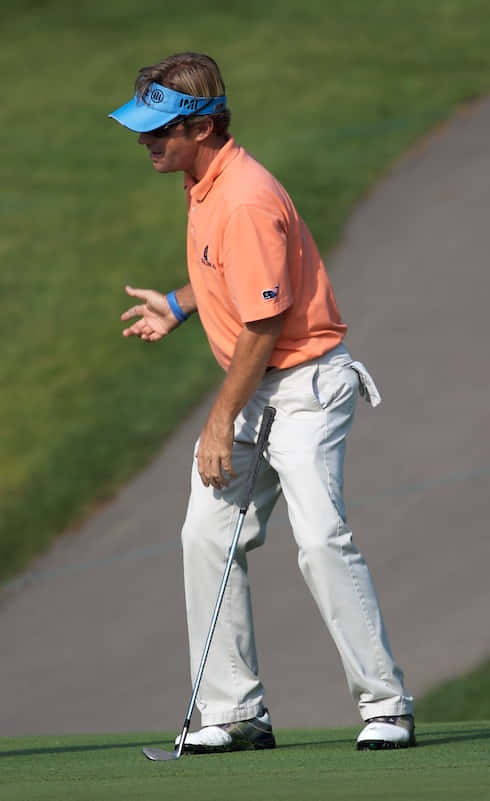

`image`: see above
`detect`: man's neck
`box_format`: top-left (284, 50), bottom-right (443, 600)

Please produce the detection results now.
top-left (189, 134), bottom-right (228, 183)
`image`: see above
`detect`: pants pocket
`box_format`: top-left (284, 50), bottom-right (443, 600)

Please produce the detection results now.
top-left (312, 362), bottom-right (358, 410)
top-left (349, 361), bottom-right (382, 408)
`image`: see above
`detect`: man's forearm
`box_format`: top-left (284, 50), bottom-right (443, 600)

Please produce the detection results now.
top-left (197, 313), bottom-right (284, 488)
top-left (210, 315), bottom-right (284, 424)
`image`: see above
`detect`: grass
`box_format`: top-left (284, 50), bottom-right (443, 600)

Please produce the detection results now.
top-left (3, 0), bottom-right (490, 580)
top-left (417, 658), bottom-right (490, 723)
top-left (1, 722), bottom-right (489, 801)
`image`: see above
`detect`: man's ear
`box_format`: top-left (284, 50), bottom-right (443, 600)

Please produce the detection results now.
top-left (193, 116), bottom-right (215, 142)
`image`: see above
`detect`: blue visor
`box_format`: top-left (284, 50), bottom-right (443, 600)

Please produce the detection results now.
top-left (108, 82), bottom-right (227, 132)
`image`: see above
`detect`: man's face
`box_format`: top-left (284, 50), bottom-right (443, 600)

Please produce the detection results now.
top-left (138, 122), bottom-right (199, 174)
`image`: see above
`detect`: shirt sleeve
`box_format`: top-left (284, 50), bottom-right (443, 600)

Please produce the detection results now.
top-left (222, 203), bottom-right (294, 322)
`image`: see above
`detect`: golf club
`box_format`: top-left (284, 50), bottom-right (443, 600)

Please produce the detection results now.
top-left (142, 404), bottom-right (276, 761)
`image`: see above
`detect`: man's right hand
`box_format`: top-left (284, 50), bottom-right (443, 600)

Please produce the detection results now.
top-left (121, 285), bottom-right (180, 341)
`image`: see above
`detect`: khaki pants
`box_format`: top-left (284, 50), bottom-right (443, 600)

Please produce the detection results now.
top-left (181, 344), bottom-right (414, 725)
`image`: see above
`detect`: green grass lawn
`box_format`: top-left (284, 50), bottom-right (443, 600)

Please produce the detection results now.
top-left (1, 723), bottom-right (488, 801)
top-left (3, 0), bottom-right (490, 580)
top-left (417, 658), bottom-right (490, 723)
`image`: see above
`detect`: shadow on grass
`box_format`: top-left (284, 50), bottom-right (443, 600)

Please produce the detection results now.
top-left (278, 737), bottom-right (353, 749)
top-left (415, 726), bottom-right (490, 748)
top-left (278, 726), bottom-right (490, 751)
top-left (3, 738), bottom-right (343, 758)
top-left (0, 739), bottom-right (172, 758)
top-left (3, 727), bottom-right (489, 758)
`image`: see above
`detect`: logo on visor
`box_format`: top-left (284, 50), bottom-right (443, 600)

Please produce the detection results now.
top-left (179, 97), bottom-right (200, 111)
top-left (262, 285), bottom-right (279, 301)
top-left (150, 88), bottom-right (165, 103)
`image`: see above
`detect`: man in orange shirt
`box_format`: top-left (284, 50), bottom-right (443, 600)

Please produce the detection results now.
top-left (111, 52), bottom-right (415, 752)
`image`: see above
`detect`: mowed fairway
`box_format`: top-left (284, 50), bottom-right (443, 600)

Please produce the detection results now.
top-left (1, 723), bottom-right (488, 801)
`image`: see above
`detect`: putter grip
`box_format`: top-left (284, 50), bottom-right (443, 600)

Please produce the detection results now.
top-left (239, 405), bottom-right (276, 512)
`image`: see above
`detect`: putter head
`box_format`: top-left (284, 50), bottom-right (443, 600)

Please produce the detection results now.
top-left (142, 746), bottom-right (180, 761)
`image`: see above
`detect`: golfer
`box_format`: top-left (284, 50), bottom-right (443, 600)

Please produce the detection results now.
top-left (111, 52), bottom-right (415, 752)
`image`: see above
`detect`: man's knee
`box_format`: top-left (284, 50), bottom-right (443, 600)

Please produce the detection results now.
top-left (181, 500), bottom-right (238, 553)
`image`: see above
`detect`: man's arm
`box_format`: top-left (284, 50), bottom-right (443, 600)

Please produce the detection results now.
top-left (197, 313), bottom-right (285, 489)
top-left (121, 283), bottom-right (197, 340)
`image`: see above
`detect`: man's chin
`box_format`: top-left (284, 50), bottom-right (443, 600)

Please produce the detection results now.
top-left (151, 160), bottom-right (176, 174)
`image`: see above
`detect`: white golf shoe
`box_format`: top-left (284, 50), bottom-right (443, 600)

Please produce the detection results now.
top-left (175, 709), bottom-right (276, 754)
top-left (357, 714), bottom-right (416, 750)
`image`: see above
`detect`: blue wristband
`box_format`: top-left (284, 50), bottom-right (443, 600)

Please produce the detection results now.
top-left (166, 290), bottom-right (189, 323)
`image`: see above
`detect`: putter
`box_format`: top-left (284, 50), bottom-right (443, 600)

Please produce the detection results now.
top-left (143, 405), bottom-right (276, 761)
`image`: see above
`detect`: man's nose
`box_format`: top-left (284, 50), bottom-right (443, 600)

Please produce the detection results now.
top-left (138, 132), bottom-right (151, 145)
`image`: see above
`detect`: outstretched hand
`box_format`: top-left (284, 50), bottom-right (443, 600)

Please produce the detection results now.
top-left (121, 285), bottom-right (180, 341)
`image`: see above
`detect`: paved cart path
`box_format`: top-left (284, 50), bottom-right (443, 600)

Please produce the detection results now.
top-left (2, 100), bottom-right (489, 736)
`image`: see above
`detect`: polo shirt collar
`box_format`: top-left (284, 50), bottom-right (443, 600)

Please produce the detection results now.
top-left (184, 137), bottom-right (240, 202)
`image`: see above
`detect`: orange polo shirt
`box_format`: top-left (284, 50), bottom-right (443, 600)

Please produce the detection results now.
top-left (185, 137), bottom-right (347, 371)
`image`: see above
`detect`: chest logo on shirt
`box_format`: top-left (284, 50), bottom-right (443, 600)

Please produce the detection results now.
top-left (201, 245), bottom-right (216, 269)
top-left (262, 285), bottom-right (279, 301)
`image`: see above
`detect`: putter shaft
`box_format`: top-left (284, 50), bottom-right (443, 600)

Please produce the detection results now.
top-left (143, 406), bottom-right (276, 762)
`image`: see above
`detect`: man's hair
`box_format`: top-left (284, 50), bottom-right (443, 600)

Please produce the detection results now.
top-left (135, 52), bottom-right (231, 136)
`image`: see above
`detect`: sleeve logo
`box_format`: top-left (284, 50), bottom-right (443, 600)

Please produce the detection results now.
top-left (262, 285), bottom-right (279, 301)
